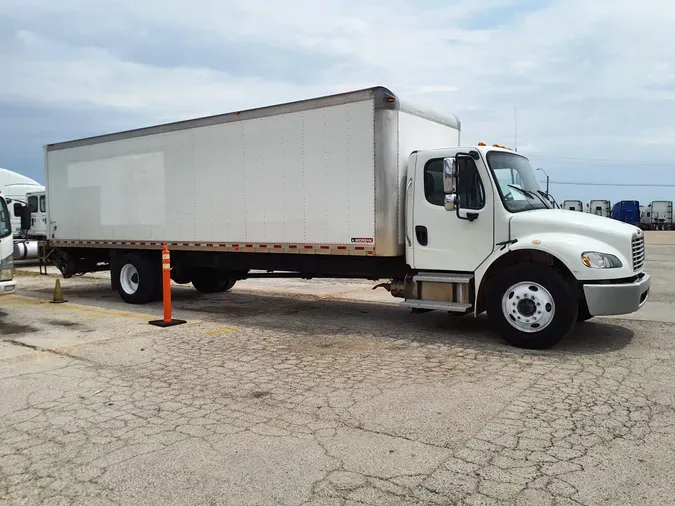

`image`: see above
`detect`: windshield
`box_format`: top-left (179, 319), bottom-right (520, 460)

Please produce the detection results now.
top-left (486, 151), bottom-right (549, 213)
top-left (0, 197), bottom-right (11, 239)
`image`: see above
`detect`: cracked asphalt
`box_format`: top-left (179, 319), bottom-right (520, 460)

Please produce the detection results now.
top-left (1, 240), bottom-right (675, 505)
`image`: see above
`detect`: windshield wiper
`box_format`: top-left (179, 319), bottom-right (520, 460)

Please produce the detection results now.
top-left (538, 190), bottom-right (559, 209)
top-left (506, 185), bottom-right (538, 209)
top-left (506, 184), bottom-right (552, 209)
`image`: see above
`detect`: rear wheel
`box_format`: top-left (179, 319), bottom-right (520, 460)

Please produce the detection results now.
top-left (116, 253), bottom-right (158, 304)
top-left (486, 264), bottom-right (578, 349)
top-left (192, 269), bottom-right (234, 293)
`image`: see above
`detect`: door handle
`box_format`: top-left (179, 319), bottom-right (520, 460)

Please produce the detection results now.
top-left (415, 225), bottom-right (428, 246)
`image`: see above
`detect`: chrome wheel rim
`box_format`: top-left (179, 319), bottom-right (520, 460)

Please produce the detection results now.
top-left (502, 281), bottom-right (555, 333)
top-left (120, 264), bottom-right (140, 294)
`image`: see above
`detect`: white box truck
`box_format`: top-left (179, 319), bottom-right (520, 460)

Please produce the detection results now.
top-left (588, 200), bottom-right (611, 218)
top-left (42, 87), bottom-right (650, 349)
top-left (0, 191), bottom-right (16, 295)
top-left (640, 201), bottom-right (673, 230)
top-left (562, 200), bottom-right (583, 212)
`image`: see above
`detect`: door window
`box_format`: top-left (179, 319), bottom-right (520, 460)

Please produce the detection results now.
top-left (424, 158), bottom-right (485, 210)
top-left (28, 196), bottom-right (38, 213)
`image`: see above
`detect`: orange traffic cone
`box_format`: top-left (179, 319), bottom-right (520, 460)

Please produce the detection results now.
top-left (50, 279), bottom-right (67, 304)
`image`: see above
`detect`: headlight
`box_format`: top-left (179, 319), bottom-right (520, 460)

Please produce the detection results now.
top-left (0, 254), bottom-right (14, 281)
top-left (581, 252), bottom-right (622, 269)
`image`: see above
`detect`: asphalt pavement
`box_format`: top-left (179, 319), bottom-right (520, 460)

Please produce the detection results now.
top-left (1, 237), bottom-right (675, 505)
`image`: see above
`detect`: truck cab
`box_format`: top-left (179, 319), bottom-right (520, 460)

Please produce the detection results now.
top-left (562, 200), bottom-right (583, 212)
top-left (25, 190), bottom-right (47, 239)
top-left (0, 191), bottom-right (16, 295)
top-left (404, 143), bottom-right (649, 348)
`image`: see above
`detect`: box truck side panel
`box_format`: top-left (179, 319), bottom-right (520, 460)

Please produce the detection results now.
top-left (47, 100), bottom-right (379, 249)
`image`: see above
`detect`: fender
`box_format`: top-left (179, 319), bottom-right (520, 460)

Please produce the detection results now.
top-left (473, 232), bottom-right (634, 312)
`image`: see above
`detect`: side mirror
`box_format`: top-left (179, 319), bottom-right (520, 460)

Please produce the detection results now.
top-left (20, 206), bottom-right (31, 232)
top-left (444, 194), bottom-right (457, 211)
top-left (443, 157), bottom-right (458, 193)
top-left (13, 203), bottom-right (23, 216)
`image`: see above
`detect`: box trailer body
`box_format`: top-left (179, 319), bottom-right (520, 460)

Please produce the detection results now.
top-left (42, 86), bottom-right (650, 350)
top-left (563, 200), bottom-right (583, 212)
top-left (588, 200), bottom-right (611, 218)
top-left (46, 88), bottom-right (458, 258)
top-left (612, 201), bottom-right (640, 226)
top-left (640, 200), bottom-right (673, 230)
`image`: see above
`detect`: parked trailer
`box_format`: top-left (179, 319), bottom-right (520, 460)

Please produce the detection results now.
top-left (588, 200), bottom-right (611, 218)
top-left (612, 201), bottom-right (640, 226)
top-left (42, 86), bottom-right (650, 349)
top-left (640, 201), bottom-right (673, 230)
top-left (562, 200), bottom-right (583, 212)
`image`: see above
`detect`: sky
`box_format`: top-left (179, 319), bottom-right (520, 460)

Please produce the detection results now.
top-left (1, 0), bottom-right (674, 205)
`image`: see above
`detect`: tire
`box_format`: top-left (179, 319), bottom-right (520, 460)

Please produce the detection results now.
top-left (486, 264), bottom-right (578, 349)
top-left (221, 279), bottom-right (237, 292)
top-left (116, 253), bottom-right (158, 304)
top-left (192, 269), bottom-right (228, 293)
top-left (171, 273), bottom-right (192, 285)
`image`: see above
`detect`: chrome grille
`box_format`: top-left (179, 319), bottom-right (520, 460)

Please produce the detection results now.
top-left (632, 234), bottom-right (645, 271)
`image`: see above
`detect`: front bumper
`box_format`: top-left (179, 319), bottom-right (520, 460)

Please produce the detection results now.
top-left (583, 273), bottom-right (650, 316)
top-left (0, 280), bottom-right (16, 296)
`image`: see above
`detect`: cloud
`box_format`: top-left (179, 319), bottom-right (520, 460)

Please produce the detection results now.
top-left (0, 0), bottom-right (674, 203)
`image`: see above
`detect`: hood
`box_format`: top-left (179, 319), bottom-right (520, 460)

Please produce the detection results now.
top-left (510, 209), bottom-right (639, 259)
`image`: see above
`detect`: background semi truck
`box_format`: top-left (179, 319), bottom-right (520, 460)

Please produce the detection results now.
top-left (612, 201), bottom-right (640, 226)
top-left (563, 200), bottom-right (583, 212)
top-left (0, 168), bottom-right (45, 260)
top-left (588, 200), bottom-right (611, 218)
top-left (41, 86), bottom-right (650, 349)
top-left (640, 201), bottom-right (673, 230)
top-left (0, 191), bottom-right (16, 296)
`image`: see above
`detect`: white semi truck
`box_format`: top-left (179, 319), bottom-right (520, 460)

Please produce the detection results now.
top-left (0, 191), bottom-right (16, 296)
top-left (21, 190), bottom-right (48, 240)
top-left (0, 168), bottom-right (46, 260)
top-left (640, 201), bottom-right (673, 230)
top-left (562, 200), bottom-right (583, 212)
top-left (588, 200), bottom-right (611, 218)
top-left (41, 87), bottom-right (650, 349)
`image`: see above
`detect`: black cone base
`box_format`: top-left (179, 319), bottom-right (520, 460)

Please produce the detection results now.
top-left (149, 319), bottom-right (187, 327)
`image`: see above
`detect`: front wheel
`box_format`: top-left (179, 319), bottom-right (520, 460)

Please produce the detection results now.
top-left (486, 264), bottom-right (578, 349)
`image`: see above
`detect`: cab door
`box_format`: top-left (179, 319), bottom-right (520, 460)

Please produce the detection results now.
top-left (410, 150), bottom-right (495, 272)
